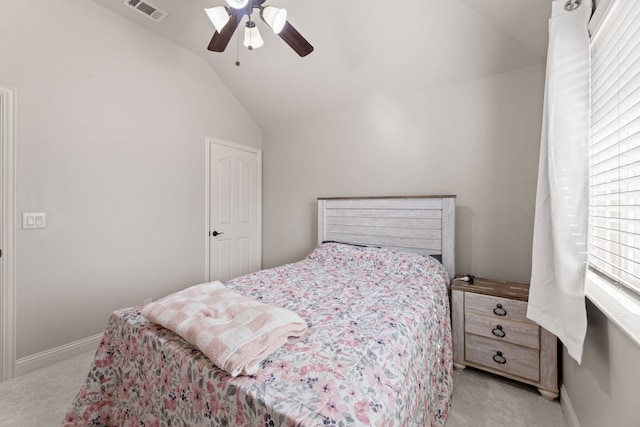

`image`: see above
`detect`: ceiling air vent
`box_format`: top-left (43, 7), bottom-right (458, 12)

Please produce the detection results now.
top-left (123, 0), bottom-right (168, 23)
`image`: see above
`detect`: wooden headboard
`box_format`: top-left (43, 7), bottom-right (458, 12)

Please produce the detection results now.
top-left (317, 195), bottom-right (456, 280)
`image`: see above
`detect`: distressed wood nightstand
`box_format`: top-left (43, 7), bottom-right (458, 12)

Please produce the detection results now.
top-left (451, 277), bottom-right (559, 400)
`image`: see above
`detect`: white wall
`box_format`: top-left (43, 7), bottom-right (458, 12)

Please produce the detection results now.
top-left (262, 65), bottom-right (545, 284)
top-left (562, 301), bottom-right (640, 427)
top-left (0, 0), bottom-right (261, 358)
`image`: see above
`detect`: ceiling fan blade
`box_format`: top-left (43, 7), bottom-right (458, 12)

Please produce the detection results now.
top-left (207, 10), bottom-right (243, 52)
top-left (278, 21), bottom-right (314, 57)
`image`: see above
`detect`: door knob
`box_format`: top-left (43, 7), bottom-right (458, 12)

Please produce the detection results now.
top-left (211, 231), bottom-right (224, 237)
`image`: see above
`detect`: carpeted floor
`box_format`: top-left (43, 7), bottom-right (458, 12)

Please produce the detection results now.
top-left (0, 352), bottom-right (568, 426)
top-left (447, 367), bottom-right (568, 427)
top-left (0, 352), bottom-right (95, 427)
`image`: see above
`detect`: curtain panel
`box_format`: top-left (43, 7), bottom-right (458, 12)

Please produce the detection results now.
top-left (527, 0), bottom-right (592, 364)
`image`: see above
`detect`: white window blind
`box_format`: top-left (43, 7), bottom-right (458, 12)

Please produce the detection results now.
top-left (589, 0), bottom-right (640, 295)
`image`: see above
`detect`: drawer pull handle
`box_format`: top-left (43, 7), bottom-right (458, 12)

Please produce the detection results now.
top-left (492, 325), bottom-right (506, 338)
top-left (493, 351), bottom-right (507, 364)
top-left (493, 304), bottom-right (507, 317)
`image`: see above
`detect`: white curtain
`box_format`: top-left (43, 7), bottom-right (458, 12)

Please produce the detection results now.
top-left (527, 0), bottom-right (592, 364)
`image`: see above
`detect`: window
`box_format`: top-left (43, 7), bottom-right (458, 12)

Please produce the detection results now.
top-left (589, 0), bottom-right (640, 296)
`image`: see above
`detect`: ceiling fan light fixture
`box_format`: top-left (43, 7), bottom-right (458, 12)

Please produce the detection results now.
top-left (204, 6), bottom-right (230, 33)
top-left (244, 21), bottom-right (264, 50)
top-left (225, 0), bottom-right (248, 10)
top-left (261, 6), bottom-right (287, 34)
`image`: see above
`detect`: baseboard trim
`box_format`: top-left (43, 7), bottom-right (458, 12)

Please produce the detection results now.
top-left (14, 334), bottom-right (101, 377)
top-left (561, 384), bottom-right (580, 427)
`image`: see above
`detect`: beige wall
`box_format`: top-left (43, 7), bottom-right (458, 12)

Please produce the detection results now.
top-left (262, 65), bottom-right (545, 284)
top-left (563, 301), bottom-right (640, 427)
top-left (1, 0), bottom-right (261, 358)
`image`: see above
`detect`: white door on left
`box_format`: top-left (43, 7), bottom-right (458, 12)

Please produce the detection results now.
top-left (208, 141), bottom-right (261, 282)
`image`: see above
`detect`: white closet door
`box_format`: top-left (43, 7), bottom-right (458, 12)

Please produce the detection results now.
top-left (209, 142), bottom-right (261, 282)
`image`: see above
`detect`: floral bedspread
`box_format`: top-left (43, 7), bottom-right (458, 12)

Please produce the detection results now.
top-left (62, 243), bottom-right (453, 426)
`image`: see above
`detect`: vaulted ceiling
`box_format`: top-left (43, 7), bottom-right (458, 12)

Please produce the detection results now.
top-left (91, 0), bottom-right (552, 129)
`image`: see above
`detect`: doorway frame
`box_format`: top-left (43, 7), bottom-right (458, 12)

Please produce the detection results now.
top-left (0, 85), bottom-right (17, 381)
top-left (204, 137), bottom-right (262, 282)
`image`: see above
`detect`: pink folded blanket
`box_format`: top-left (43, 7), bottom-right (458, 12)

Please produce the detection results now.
top-left (141, 281), bottom-right (307, 377)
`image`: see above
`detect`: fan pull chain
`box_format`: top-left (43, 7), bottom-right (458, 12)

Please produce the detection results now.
top-left (236, 28), bottom-right (241, 66)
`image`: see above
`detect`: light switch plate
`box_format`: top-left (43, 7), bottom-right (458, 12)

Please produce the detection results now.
top-left (22, 213), bottom-right (46, 229)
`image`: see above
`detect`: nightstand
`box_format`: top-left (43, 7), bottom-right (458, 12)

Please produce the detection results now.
top-left (451, 277), bottom-right (558, 400)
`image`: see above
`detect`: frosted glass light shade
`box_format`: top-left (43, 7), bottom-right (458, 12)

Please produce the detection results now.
top-left (262, 6), bottom-right (287, 34)
top-left (244, 22), bottom-right (264, 49)
top-left (226, 0), bottom-right (249, 9)
top-left (204, 7), bottom-right (230, 33)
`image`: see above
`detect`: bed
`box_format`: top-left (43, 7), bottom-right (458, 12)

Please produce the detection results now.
top-left (63, 195), bottom-right (456, 427)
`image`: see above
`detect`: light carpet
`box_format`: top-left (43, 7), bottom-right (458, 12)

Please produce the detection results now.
top-left (0, 352), bottom-right (568, 426)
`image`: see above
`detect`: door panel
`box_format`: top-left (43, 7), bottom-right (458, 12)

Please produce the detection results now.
top-left (217, 157), bottom-right (233, 225)
top-left (238, 237), bottom-right (251, 276)
top-left (209, 143), bottom-right (261, 282)
top-left (215, 239), bottom-right (233, 282)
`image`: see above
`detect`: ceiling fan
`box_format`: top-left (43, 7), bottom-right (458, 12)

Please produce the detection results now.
top-left (205, 0), bottom-right (314, 57)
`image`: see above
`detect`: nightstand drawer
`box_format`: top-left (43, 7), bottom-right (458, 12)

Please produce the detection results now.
top-left (465, 292), bottom-right (534, 325)
top-left (465, 333), bottom-right (540, 381)
top-left (465, 311), bottom-right (540, 349)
